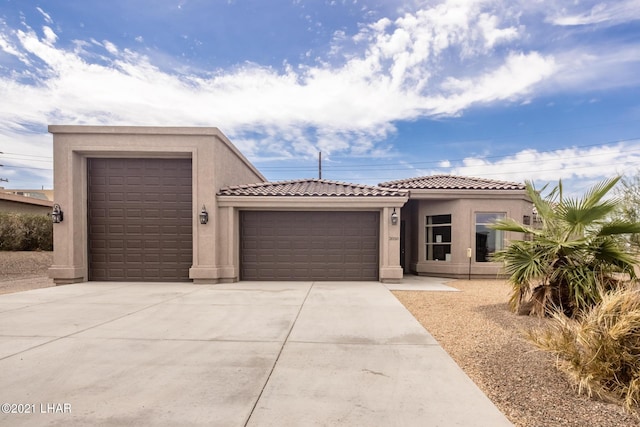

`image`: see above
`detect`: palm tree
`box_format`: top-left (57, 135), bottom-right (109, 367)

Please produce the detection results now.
top-left (492, 176), bottom-right (640, 317)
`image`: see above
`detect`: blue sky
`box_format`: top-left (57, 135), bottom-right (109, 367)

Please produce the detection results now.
top-left (1, 0), bottom-right (640, 195)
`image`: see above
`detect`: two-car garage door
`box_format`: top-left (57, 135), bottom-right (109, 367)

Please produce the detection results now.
top-left (240, 211), bottom-right (379, 281)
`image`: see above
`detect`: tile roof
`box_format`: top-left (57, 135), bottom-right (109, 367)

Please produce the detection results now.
top-left (218, 179), bottom-right (407, 197)
top-left (378, 175), bottom-right (525, 190)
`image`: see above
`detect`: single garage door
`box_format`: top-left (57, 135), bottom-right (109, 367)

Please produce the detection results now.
top-left (241, 211), bottom-right (379, 281)
top-left (87, 158), bottom-right (192, 281)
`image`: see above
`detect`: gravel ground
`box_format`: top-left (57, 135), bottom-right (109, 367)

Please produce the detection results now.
top-left (1, 252), bottom-right (638, 426)
top-left (393, 281), bottom-right (640, 427)
top-left (0, 251), bottom-right (54, 295)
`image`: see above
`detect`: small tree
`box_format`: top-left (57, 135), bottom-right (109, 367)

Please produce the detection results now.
top-left (492, 177), bottom-right (640, 317)
top-left (615, 172), bottom-right (640, 247)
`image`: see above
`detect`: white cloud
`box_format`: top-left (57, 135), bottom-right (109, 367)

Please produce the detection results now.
top-left (35, 7), bottom-right (53, 24)
top-left (42, 26), bottom-right (57, 45)
top-left (0, 3), bottom-right (551, 161)
top-left (548, 0), bottom-right (640, 26)
top-left (0, 130), bottom-right (52, 188)
top-left (432, 142), bottom-right (640, 189)
top-left (0, 0), bottom-right (639, 187)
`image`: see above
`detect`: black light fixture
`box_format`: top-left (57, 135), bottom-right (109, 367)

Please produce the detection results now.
top-left (199, 205), bottom-right (208, 225)
top-left (52, 203), bottom-right (64, 223)
top-left (391, 208), bottom-right (398, 225)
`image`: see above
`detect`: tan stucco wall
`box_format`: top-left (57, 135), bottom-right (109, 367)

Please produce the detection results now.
top-left (0, 198), bottom-right (52, 215)
top-left (48, 126), bottom-right (265, 284)
top-left (405, 192), bottom-right (532, 279)
top-left (1, 189), bottom-right (54, 201)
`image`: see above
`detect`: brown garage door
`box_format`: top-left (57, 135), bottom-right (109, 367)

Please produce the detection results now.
top-left (88, 158), bottom-right (192, 281)
top-left (241, 211), bottom-right (379, 281)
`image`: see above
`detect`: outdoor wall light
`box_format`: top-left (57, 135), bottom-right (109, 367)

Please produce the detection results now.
top-left (199, 205), bottom-right (209, 225)
top-left (391, 208), bottom-right (398, 225)
top-left (52, 204), bottom-right (64, 223)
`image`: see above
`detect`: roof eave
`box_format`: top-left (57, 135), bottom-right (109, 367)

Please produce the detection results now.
top-left (217, 194), bottom-right (409, 208)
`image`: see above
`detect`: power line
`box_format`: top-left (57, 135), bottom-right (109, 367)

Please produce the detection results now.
top-left (1, 165), bottom-right (52, 171)
top-left (257, 137), bottom-right (640, 172)
top-left (328, 161), bottom-right (639, 182)
top-left (0, 155), bottom-right (52, 163)
top-left (258, 137), bottom-right (640, 170)
top-left (0, 151), bottom-right (52, 159)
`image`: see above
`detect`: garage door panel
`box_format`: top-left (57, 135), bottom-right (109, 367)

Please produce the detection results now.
top-left (88, 158), bottom-right (192, 281)
top-left (241, 211), bottom-right (378, 281)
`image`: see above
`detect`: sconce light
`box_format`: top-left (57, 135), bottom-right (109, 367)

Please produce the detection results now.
top-left (52, 204), bottom-right (64, 223)
top-left (199, 205), bottom-right (209, 225)
top-left (523, 215), bottom-right (531, 225)
top-left (390, 208), bottom-right (398, 225)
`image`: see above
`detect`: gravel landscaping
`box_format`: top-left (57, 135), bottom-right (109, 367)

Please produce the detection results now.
top-left (1, 251), bottom-right (638, 426)
top-left (0, 251), bottom-right (54, 295)
top-left (393, 281), bottom-right (639, 427)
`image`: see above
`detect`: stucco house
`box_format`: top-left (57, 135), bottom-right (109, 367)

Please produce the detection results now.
top-left (378, 175), bottom-right (531, 278)
top-left (0, 191), bottom-right (53, 215)
top-left (48, 126), bottom-right (532, 285)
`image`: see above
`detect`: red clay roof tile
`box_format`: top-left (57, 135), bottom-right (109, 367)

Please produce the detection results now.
top-left (218, 179), bottom-right (407, 197)
top-left (378, 175), bottom-right (525, 190)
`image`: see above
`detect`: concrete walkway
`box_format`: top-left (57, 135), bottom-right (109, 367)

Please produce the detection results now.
top-left (0, 281), bottom-right (511, 426)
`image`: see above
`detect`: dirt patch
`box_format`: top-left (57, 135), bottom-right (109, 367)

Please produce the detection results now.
top-left (0, 251), bottom-right (55, 294)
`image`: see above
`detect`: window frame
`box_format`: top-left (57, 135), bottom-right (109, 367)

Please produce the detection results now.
top-left (474, 212), bottom-right (506, 262)
top-left (425, 214), bottom-right (452, 261)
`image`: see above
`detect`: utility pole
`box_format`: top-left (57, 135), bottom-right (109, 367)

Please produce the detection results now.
top-left (318, 152), bottom-right (322, 179)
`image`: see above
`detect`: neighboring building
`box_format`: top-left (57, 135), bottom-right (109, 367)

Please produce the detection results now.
top-left (0, 188), bottom-right (54, 201)
top-left (0, 192), bottom-right (53, 215)
top-left (48, 126), bottom-right (531, 285)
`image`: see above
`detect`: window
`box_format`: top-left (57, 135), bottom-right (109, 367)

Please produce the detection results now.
top-left (475, 213), bottom-right (505, 262)
top-left (425, 214), bottom-right (451, 261)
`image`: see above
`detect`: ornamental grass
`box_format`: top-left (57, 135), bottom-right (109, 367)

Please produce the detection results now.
top-left (527, 285), bottom-right (640, 414)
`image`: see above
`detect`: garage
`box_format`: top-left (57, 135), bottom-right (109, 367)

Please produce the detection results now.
top-left (87, 158), bottom-right (193, 281)
top-left (240, 211), bottom-right (379, 281)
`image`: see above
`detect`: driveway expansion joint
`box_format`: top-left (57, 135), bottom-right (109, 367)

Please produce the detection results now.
top-left (242, 281), bottom-right (315, 426)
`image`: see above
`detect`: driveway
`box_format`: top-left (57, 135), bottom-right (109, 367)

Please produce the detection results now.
top-left (0, 281), bottom-right (511, 426)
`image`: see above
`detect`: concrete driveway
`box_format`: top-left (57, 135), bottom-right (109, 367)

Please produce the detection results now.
top-left (0, 281), bottom-right (511, 426)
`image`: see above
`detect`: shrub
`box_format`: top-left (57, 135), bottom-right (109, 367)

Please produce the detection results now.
top-left (492, 177), bottom-right (640, 317)
top-left (527, 286), bottom-right (640, 413)
top-left (0, 212), bottom-right (53, 251)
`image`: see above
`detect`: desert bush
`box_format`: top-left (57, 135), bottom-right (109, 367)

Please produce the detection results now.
top-left (492, 177), bottom-right (640, 317)
top-left (0, 212), bottom-right (53, 251)
top-left (527, 286), bottom-right (640, 414)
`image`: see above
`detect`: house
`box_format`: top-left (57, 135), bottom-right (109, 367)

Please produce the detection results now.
top-left (378, 175), bottom-right (532, 278)
top-left (0, 191), bottom-right (54, 215)
top-left (1, 188), bottom-right (54, 201)
top-left (48, 126), bottom-right (531, 284)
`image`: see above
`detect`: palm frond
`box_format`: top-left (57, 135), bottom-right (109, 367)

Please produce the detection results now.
top-left (581, 176), bottom-right (621, 209)
top-left (490, 217), bottom-right (537, 234)
top-left (562, 200), bottom-right (619, 234)
top-left (589, 238), bottom-right (638, 278)
top-left (598, 220), bottom-right (640, 237)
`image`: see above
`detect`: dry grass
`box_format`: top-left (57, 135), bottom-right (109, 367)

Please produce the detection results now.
top-left (527, 286), bottom-right (640, 413)
top-left (394, 279), bottom-right (639, 427)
